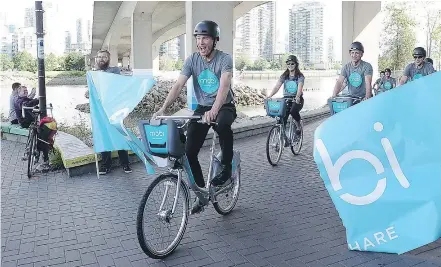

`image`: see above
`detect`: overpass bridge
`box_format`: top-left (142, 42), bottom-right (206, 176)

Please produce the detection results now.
top-left (92, 1), bottom-right (382, 79)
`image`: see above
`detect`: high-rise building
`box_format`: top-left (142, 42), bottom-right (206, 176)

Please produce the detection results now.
top-left (18, 27), bottom-right (37, 57)
top-left (65, 31), bottom-right (72, 53)
top-left (236, 2), bottom-right (275, 61)
top-left (288, 2), bottom-right (324, 66)
top-left (24, 7), bottom-right (35, 28)
top-left (43, 2), bottom-right (65, 55)
top-left (159, 37), bottom-right (179, 60)
top-left (76, 18), bottom-right (83, 44)
top-left (0, 25), bottom-right (16, 58)
top-left (87, 20), bottom-right (92, 43)
top-left (327, 36), bottom-right (335, 64)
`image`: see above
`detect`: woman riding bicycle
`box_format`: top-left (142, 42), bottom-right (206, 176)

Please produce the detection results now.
top-left (266, 55), bottom-right (304, 145)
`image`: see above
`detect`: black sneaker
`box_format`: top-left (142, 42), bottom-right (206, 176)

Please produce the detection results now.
top-left (190, 198), bottom-right (204, 215)
top-left (123, 165), bottom-right (132, 173)
top-left (211, 164), bottom-right (232, 186)
top-left (98, 166), bottom-right (110, 175)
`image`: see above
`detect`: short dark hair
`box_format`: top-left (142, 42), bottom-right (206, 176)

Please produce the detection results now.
top-left (12, 82), bottom-right (21, 90)
top-left (97, 49), bottom-right (110, 57)
top-left (380, 71), bottom-right (385, 74)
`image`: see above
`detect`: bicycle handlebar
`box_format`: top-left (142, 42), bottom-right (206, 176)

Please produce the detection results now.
top-left (154, 115), bottom-right (218, 126)
top-left (21, 104), bottom-right (54, 118)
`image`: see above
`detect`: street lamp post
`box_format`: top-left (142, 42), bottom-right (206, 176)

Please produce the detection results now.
top-left (35, 1), bottom-right (47, 117)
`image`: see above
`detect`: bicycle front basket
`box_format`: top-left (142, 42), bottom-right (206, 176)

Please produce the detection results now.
top-left (328, 96), bottom-right (355, 115)
top-left (264, 98), bottom-right (286, 117)
top-left (138, 120), bottom-right (168, 158)
top-left (138, 119), bottom-right (186, 159)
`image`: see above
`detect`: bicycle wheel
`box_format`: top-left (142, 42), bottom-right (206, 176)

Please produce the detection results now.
top-left (213, 165), bottom-right (241, 215)
top-left (27, 130), bottom-right (37, 178)
top-left (137, 173), bottom-right (190, 259)
top-left (266, 125), bottom-right (283, 166)
top-left (290, 120), bottom-right (303, 155)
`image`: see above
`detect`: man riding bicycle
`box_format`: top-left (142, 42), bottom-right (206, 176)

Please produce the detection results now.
top-left (377, 68), bottom-right (396, 93)
top-left (332, 41), bottom-right (373, 101)
top-left (152, 20), bottom-right (236, 214)
top-left (399, 47), bottom-right (435, 85)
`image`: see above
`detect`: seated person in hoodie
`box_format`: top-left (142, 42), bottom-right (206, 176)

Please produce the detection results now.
top-left (14, 85), bottom-right (51, 171)
top-left (14, 86), bottom-right (39, 128)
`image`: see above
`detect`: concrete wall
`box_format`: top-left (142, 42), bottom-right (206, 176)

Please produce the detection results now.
top-left (342, 1), bottom-right (382, 80)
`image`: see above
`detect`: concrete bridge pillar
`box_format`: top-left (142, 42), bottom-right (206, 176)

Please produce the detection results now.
top-left (342, 1), bottom-right (381, 80)
top-left (122, 56), bottom-right (130, 68)
top-left (178, 34), bottom-right (186, 60)
top-left (109, 46), bottom-right (118, 67)
top-left (131, 11), bottom-right (153, 70)
top-left (185, 1), bottom-right (235, 110)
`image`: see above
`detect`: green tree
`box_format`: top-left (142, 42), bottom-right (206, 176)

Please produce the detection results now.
top-left (432, 24), bottom-right (441, 70)
top-left (0, 54), bottom-right (13, 71)
top-left (57, 55), bottom-right (66, 71)
top-left (269, 60), bottom-right (281, 70)
top-left (45, 53), bottom-right (58, 71)
top-left (13, 51), bottom-right (37, 72)
top-left (235, 55), bottom-right (252, 71)
top-left (252, 58), bottom-right (269, 71)
top-left (379, 3), bottom-right (417, 70)
top-left (159, 56), bottom-right (176, 71)
top-left (421, 3), bottom-right (441, 57)
top-left (175, 58), bottom-right (184, 70)
top-left (64, 52), bottom-right (85, 71)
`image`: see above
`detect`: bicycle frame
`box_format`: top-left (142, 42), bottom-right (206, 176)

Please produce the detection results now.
top-left (155, 115), bottom-right (235, 215)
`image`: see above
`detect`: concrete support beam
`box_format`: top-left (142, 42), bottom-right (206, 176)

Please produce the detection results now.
top-left (152, 44), bottom-right (160, 73)
top-left (122, 56), bottom-right (130, 68)
top-left (131, 12), bottom-right (153, 70)
top-left (185, 1), bottom-right (235, 110)
top-left (342, 1), bottom-right (381, 80)
top-left (178, 34), bottom-right (185, 60)
top-left (185, 1), bottom-right (234, 56)
top-left (109, 46), bottom-right (118, 67)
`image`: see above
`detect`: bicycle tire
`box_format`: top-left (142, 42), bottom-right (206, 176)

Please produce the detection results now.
top-left (137, 173), bottom-right (189, 259)
top-left (266, 125), bottom-right (283, 166)
top-left (213, 165), bottom-right (241, 215)
top-left (27, 130), bottom-right (37, 178)
top-left (290, 121), bottom-right (303, 155)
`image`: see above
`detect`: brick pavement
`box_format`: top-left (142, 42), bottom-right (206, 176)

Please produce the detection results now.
top-left (2, 118), bottom-right (441, 267)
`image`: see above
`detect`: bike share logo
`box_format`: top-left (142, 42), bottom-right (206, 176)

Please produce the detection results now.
top-left (285, 81), bottom-right (298, 94)
top-left (413, 73), bottom-right (423, 80)
top-left (349, 72), bottom-right (363, 87)
top-left (198, 69), bottom-right (219, 94)
top-left (269, 101), bottom-right (281, 112)
top-left (315, 122), bottom-right (410, 205)
top-left (149, 131), bottom-right (165, 138)
top-left (384, 81), bottom-right (392, 90)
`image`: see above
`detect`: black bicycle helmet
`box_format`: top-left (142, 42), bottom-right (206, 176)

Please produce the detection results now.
top-left (286, 55), bottom-right (298, 63)
top-left (413, 47), bottom-right (426, 57)
top-left (349, 41), bottom-right (364, 53)
top-left (193, 20), bottom-right (220, 41)
top-left (425, 57), bottom-right (433, 64)
top-left (384, 68), bottom-right (391, 73)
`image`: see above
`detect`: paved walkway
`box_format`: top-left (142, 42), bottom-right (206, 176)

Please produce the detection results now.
top-left (2, 119), bottom-right (441, 267)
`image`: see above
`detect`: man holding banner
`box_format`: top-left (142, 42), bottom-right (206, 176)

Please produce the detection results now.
top-left (93, 50), bottom-right (132, 175)
top-left (332, 41), bottom-right (373, 101)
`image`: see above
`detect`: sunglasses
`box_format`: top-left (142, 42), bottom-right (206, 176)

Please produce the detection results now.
top-left (414, 56), bottom-right (423, 59)
top-left (287, 63), bottom-right (296, 66)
